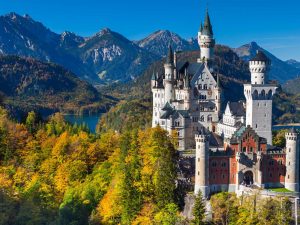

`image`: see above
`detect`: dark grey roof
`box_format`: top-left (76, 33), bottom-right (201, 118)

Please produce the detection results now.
top-left (250, 50), bottom-right (270, 62)
top-left (228, 101), bottom-right (245, 117)
top-left (177, 61), bottom-right (189, 72)
top-left (199, 101), bottom-right (216, 108)
top-left (202, 10), bottom-right (213, 36)
top-left (209, 132), bottom-right (223, 147)
top-left (177, 110), bottom-right (190, 118)
top-left (166, 45), bottom-right (174, 64)
top-left (199, 22), bottom-right (203, 32)
top-left (290, 127), bottom-right (297, 133)
top-left (162, 102), bottom-right (173, 111)
top-left (187, 63), bottom-right (202, 75)
top-left (151, 72), bottom-right (156, 80)
top-left (160, 109), bottom-right (190, 120)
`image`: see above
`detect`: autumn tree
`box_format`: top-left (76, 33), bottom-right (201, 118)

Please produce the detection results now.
top-left (210, 192), bottom-right (239, 225)
top-left (25, 111), bottom-right (37, 133)
top-left (192, 191), bottom-right (206, 225)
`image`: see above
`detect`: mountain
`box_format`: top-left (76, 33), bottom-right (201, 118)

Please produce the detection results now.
top-left (136, 30), bottom-right (198, 57)
top-left (286, 59), bottom-right (300, 69)
top-left (283, 77), bottom-right (300, 94)
top-left (77, 28), bottom-right (159, 83)
top-left (234, 42), bottom-right (300, 83)
top-left (0, 13), bottom-right (158, 84)
top-left (0, 13), bottom-right (97, 82)
top-left (0, 55), bottom-right (113, 117)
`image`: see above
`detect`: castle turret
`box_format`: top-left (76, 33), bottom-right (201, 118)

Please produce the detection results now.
top-left (194, 130), bottom-right (210, 198)
top-left (285, 128), bottom-right (299, 192)
top-left (164, 45), bottom-right (174, 103)
top-left (183, 68), bottom-right (191, 110)
top-left (151, 72), bottom-right (156, 88)
top-left (214, 74), bottom-right (222, 117)
top-left (249, 51), bottom-right (271, 85)
top-left (198, 10), bottom-right (215, 63)
top-left (244, 51), bottom-right (277, 145)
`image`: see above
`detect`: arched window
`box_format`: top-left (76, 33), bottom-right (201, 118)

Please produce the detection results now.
top-left (267, 90), bottom-right (272, 99)
top-left (204, 84), bottom-right (208, 90)
top-left (198, 84), bottom-right (202, 89)
top-left (261, 90), bottom-right (265, 99)
top-left (253, 90), bottom-right (258, 99)
top-left (200, 116), bottom-right (205, 122)
top-left (207, 115), bottom-right (212, 122)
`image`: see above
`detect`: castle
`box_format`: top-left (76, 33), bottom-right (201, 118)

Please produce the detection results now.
top-left (151, 10), bottom-right (300, 198)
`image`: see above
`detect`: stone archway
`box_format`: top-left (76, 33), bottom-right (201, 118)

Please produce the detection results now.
top-left (243, 171), bottom-right (254, 186)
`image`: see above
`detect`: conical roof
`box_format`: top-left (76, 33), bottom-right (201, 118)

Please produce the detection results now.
top-left (166, 45), bottom-right (174, 64)
top-left (202, 10), bottom-right (213, 36)
top-left (250, 50), bottom-right (270, 62)
top-left (290, 127), bottom-right (297, 133)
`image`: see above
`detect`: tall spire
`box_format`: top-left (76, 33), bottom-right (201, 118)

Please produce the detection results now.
top-left (166, 44), bottom-right (174, 64)
top-left (216, 74), bottom-right (221, 88)
top-left (199, 22), bottom-right (203, 32)
top-left (202, 9), bottom-right (213, 36)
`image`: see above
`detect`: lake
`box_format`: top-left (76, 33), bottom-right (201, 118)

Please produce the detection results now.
top-left (273, 125), bottom-right (300, 131)
top-left (64, 114), bottom-right (102, 133)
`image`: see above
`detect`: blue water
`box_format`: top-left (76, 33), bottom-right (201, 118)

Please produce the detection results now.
top-left (64, 114), bottom-right (102, 133)
top-left (273, 125), bottom-right (300, 131)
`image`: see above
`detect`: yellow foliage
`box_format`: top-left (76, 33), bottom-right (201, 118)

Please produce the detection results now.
top-left (98, 186), bottom-right (122, 224)
top-left (132, 202), bottom-right (155, 225)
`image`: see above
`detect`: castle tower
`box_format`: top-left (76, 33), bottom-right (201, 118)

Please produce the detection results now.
top-left (285, 128), bottom-right (299, 192)
top-left (244, 51), bottom-right (277, 145)
top-left (198, 10), bottom-right (215, 63)
top-left (214, 74), bottom-right (222, 117)
top-left (194, 130), bottom-right (210, 198)
top-left (164, 45), bottom-right (174, 103)
top-left (183, 68), bottom-right (191, 110)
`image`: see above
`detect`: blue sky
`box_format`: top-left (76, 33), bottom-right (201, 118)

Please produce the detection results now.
top-left (1, 0), bottom-right (300, 60)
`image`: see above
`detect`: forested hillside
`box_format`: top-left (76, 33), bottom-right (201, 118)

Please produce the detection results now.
top-left (0, 55), bottom-right (114, 117)
top-left (0, 108), bottom-right (181, 224)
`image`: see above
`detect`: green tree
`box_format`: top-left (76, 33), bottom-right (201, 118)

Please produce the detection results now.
top-left (276, 197), bottom-right (293, 225)
top-left (192, 191), bottom-right (206, 225)
top-left (272, 129), bottom-right (287, 148)
top-left (257, 197), bottom-right (279, 225)
top-left (152, 128), bottom-right (177, 209)
top-left (119, 131), bottom-right (142, 224)
top-left (154, 203), bottom-right (182, 225)
top-left (210, 192), bottom-right (239, 225)
top-left (25, 111), bottom-right (37, 133)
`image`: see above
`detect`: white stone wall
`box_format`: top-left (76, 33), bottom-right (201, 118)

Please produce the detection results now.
top-left (195, 135), bottom-right (210, 198)
top-left (249, 61), bottom-right (269, 85)
top-left (199, 34), bottom-right (214, 61)
top-left (244, 85), bottom-right (277, 145)
top-left (152, 88), bottom-right (165, 127)
top-left (285, 132), bottom-right (299, 192)
top-left (217, 123), bottom-right (238, 139)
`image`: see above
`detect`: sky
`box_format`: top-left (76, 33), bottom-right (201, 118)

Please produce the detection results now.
top-left (1, 0), bottom-right (300, 61)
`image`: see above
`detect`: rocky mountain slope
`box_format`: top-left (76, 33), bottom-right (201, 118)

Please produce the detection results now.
top-left (0, 13), bottom-right (299, 86)
top-left (283, 77), bottom-right (300, 94)
top-left (136, 30), bottom-right (197, 57)
top-left (234, 42), bottom-right (300, 83)
top-left (286, 59), bottom-right (300, 69)
top-left (0, 13), bottom-right (158, 84)
top-left (0, 55), bottom-right (113, 117)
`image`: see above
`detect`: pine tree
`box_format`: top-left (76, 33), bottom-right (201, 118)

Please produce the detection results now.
top-left (192, 191), bottom-right (206, 225)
